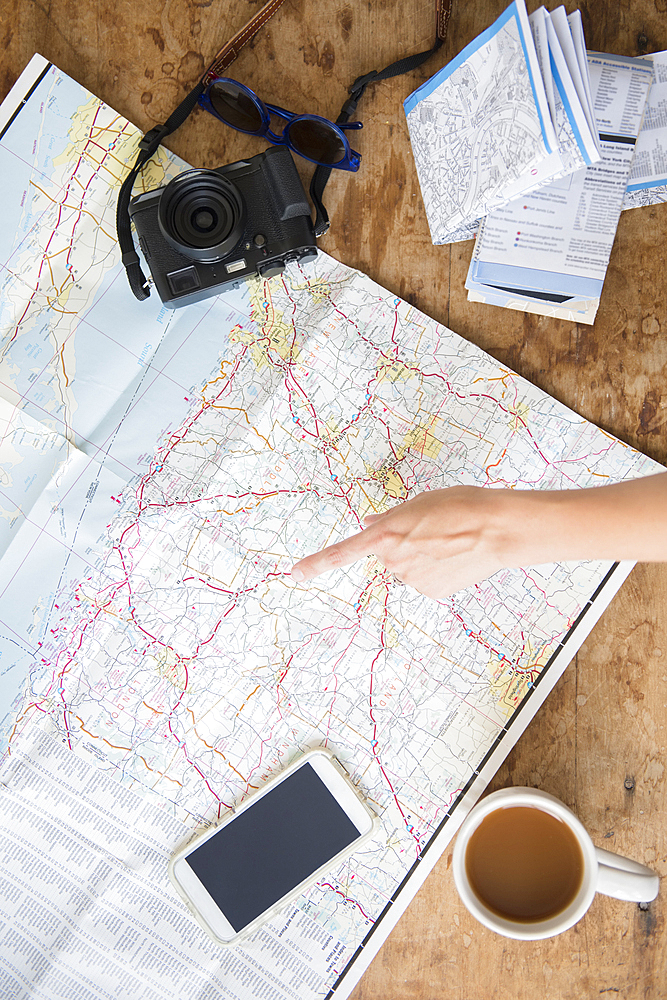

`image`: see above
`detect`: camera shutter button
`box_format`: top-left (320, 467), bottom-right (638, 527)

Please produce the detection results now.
top-left (258, 261), bottom-right (286, 279)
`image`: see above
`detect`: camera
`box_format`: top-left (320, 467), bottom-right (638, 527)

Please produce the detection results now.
top-left (129, 145), bottom-right (318, 308)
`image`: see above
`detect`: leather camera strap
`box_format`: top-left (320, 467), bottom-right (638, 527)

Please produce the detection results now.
top-left (202, 0), bottom-right (289, 85)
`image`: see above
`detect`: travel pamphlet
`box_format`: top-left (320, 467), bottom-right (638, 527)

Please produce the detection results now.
top-left (623, 50), bottom-right (667, 210)
top-left (466, 52), bottom-right (653, 323)
top-left (404, 1), bottom-right (600, 245)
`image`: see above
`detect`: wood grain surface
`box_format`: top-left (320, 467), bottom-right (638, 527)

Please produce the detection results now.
top-left (1, 1), bottom-right (665, 997)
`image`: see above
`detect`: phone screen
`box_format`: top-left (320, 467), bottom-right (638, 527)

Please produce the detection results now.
top-left (185, 761), bottom-right (362, 932)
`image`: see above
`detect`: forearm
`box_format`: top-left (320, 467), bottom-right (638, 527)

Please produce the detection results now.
top-left (496, 472), bottom-right (667, 567)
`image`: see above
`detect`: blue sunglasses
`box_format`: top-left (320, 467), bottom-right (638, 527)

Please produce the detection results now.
top-left (199, 78), bottom-right (362, 172)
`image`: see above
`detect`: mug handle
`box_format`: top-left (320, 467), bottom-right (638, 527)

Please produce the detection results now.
top-left (595, 847), bottom-right (660, 902)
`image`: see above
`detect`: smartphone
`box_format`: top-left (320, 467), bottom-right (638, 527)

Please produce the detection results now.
top-left (169, 749), bottom-right (379, 944)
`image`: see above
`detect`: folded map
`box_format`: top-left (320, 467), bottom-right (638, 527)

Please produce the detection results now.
top-left (404, 0), bottom-right (600, 244)
top-left (466, 52), bottom-right (654, 323)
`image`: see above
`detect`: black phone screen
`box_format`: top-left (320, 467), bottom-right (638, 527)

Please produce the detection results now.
top-left (185, 761), bottom-right (362, 931)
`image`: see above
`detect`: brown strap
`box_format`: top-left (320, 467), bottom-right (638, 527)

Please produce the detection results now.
top-left (436, 0), bottom-right (453, 42)
top-left (202, 0), bottom-right (289, 85)
top-left (201, 0), bottom-right (451, 86)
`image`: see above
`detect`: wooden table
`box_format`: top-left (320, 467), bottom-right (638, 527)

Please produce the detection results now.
top-left (2, 0), bottom-right (665, 996)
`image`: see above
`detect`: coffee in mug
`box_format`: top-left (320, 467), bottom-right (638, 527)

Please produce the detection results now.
top-left (464, 805), bottom-right (584, 921)
top-left (452, 787), bottom-right (659, 940)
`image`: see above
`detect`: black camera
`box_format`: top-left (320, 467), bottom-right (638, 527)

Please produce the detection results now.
top-left (129, 145), bottom-right (318, 308)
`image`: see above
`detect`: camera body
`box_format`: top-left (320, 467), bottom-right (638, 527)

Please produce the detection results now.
top-left (129, 146), bottom-right (318, 308)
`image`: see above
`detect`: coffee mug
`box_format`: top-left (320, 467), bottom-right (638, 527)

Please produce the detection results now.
top-left (452, 787), bottom-right (660, 940)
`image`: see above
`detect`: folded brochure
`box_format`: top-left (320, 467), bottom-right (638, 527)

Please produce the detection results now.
top-left (466, 52), bottom-right (654, 324)
top-left (403, 0), bottom-right (600, 244)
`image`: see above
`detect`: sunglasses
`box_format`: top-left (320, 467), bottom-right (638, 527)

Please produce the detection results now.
top-left (198, 78), bottom-right (362, 172)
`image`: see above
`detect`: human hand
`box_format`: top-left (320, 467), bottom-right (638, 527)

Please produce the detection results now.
top-left (290, 473), bottom-right (667, 599)
top-left (290, 487), bottom-right (519, 599)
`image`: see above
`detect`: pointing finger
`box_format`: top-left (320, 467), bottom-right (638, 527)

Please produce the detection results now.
top-left (291, 525), bottom-right (379, 582)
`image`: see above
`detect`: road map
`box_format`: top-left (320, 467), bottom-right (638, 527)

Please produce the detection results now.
top-left (0, 55), bottom-right (663, 1000)
top-left (403, 0), bottom-right (555, 243)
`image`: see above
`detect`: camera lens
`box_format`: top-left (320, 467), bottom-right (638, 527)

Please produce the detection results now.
top-left (157, 169), bottom-right (246, 263)
top-left (192, 209), bottom-right (216, 232)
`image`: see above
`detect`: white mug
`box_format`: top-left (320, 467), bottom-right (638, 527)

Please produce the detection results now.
top-left (452, 786), bottom-right (660, 940)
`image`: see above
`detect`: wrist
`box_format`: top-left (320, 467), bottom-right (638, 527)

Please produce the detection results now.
top-left (491, 474), bottom-right (667, 568)
top-left (490, 488), bottom-right (589, 568)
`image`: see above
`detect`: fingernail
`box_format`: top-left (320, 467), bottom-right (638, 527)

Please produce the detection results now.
top-left (291, 567), bottom-right (305, 582)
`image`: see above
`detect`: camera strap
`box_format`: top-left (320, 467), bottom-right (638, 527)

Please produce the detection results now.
top-left (310, 0), bottom-right (452, 236)
top-left (116, 83), bottom-right (205, 300)
top-left (117, 0), bottom-right (451, 300)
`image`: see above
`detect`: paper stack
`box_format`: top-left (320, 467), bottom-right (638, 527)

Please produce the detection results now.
top-left (405, 0), bottom-right (657, 324)
top-left (404, 0), bottom-right (602, 245)
top-left (466, 51), bottom-right (653, 323)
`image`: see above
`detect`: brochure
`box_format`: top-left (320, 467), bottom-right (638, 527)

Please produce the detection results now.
top-left (404, 1), bottom-right (599, 244)
top-left (466, 52), bottom-right (654, 324)
top-left (623, 50), bottom-right (667, 211)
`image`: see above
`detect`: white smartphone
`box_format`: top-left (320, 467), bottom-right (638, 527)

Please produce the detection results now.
top-left (169, 749), bottom-right (378, 944)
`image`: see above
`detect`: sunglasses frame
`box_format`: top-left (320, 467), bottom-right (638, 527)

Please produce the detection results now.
top-left (199, 78), bottom-right (362, 172)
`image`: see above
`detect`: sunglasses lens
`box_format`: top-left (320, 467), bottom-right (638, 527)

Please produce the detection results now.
top-left (287, 119), bottom-right (346, 165)
top-left (209, 81), bottom-right (263, 133)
